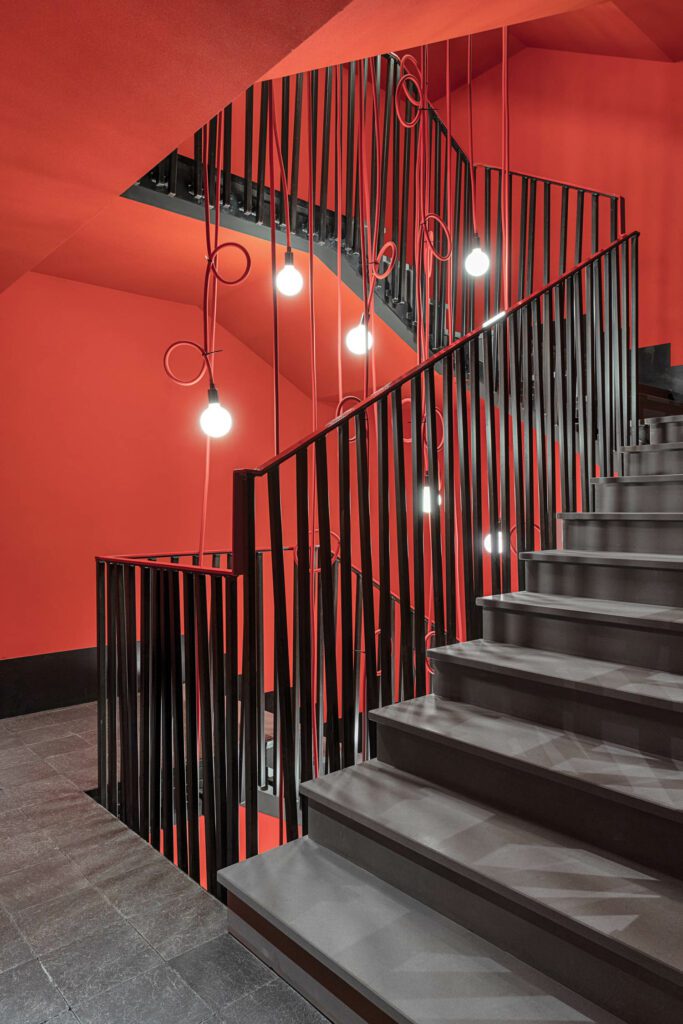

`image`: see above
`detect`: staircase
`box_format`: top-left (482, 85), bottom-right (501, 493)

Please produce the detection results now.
top-left (218, 414), bottom-right (683, 1024)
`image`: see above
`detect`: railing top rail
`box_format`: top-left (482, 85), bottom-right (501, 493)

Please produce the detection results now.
top-left (238, 230), bottom-right (638, 478)
top-left (96, 555), bottom-right (238, 579)
top-left (474, 162), bottom-right (623, 203)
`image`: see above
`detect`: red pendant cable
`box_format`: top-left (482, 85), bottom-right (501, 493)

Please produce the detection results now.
top-left (467, 36), bottom-right (479, 241)
top-left (502, 26), bottom-right (510, 310)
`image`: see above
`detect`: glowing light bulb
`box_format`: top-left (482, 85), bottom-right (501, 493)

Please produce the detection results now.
top-left (275, 249), bottom-right (303, 297)
top-left (484, 530), bottom-right (504, 554)
top-left (200, 386), bottom-right (233, 438)
top-left (345, 316), bottom-right (373, 355)
top-left (422, 485), bottom-right (442, 515)
top-left (465, 235), bottom-right (490, 278)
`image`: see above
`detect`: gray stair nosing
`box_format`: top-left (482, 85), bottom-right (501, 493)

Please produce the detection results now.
top-left (592, 473), bottom-right (683, 485)
top-left (519, 549), bottom-right (683, 570)
top-left (477, 593), bottom-right (683, 634)
top-left (367, 703), bottom-right (681, 824)
top-left (302, 773), bottom-right (682, 991)
top-left (620, 442), bottom-right (683, 453)
top-left (643, 414), bottom-right (683, 425)
top-left (426, 644), bottom-right (683, 715)
top-left (558, 512), bottom-right (683, 521)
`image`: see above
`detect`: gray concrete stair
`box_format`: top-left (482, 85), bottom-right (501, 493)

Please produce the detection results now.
top-left (644, 414), bottom-right (683, 443)
top-left (369, 696), bottom-right (682, 876)
top-left (218, 837), bottom-right (629, 1024)
top-left (620, 441), bottom-right (683, 475)
top-left (520, 548), bottom-right (683, 607)
top-left (429, 639), bottom-right (683, 759)
top-left (300, 759), bottom-right (682, 1024)
top-left (479, 591), bottom-right (683, 673)
top-left (558, 511), bottom-right (683, 555)
top-left (592, 473), bottom-right (683, 512)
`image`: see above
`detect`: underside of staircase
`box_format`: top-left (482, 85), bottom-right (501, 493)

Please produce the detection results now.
top-left (218, 415), bottom-right (683, 1024)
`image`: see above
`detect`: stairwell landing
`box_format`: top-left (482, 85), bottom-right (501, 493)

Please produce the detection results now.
top-left (218, 414), bottom-right (683, 1024)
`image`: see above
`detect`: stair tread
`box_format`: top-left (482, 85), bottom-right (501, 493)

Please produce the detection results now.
top-left (369, 695), bottom-right (683, 815)
top-left (478, 590), bottom-right (683, 631)
top-left (620, 441), bottom-right (683, 453)
top-left (592, 473), bottom-right (683, 484)
top-left (302, 757), bottom-right (683, 984)
top-left (558, 511), bottom-right (683, 520)
top-left (427, 639), bottom-right (683, 710)
top-left (220, 836), bottom-right (628, 1024)
top-left (520, 548), bottom-right (683, 569)
top-left (643, 414), bottom-right (683, 425)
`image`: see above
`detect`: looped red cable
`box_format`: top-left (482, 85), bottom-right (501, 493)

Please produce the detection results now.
top-left (207, 240), bottom-right (251, 286)
top-left (371, 240), bottom-right (397, 280)
top-left (421, 213), bottom-right (451, 264)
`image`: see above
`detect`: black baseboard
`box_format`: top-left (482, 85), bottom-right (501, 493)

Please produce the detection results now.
top-left (0, 648), bottom-right (97, 719)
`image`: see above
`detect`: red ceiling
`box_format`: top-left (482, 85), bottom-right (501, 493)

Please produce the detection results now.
top-left (0, 0), bottom-right (354, 294)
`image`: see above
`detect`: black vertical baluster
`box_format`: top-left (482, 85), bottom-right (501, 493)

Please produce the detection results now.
top-left (223, 104), bottom-right (232, 207)
top-left (105, 564), bottom-right (118, 813)
top-left (620, 241), bottom-right (630, 456)
top-left (543, 181), bottom-right (551, 285)
top-left (390, 64), bottom-right (401, 302)
top-left (610, 246), bottom-right (622, 458)
top-left (584, 265), bottom-right (596, 508)
top-left (455, 347), bottom-right (475, 634)
top-left (521, 306), bottom-right (534, 551)
top-left (225, 577), bottom-right (239, 865)
top-left (526, 179), bottom-right (537, 295)
top-left (591, 192), bottom-right (599, 253)
top-left (235, 471), bottom-right (259, 858)
top-left (149, 569), bottom-right (162, 849)
top-left (482, 328), bottom-right (501, 592)
top-left (280, 77), bottom-right (290, 225)
top-left (483, 168), bottom-right (492, 322)
top-left (508, 315), bottom-right (526, 587)
top-left (267, 469), bottom-right (299, 842)
top-left (391, 389), bottom-right (415, 696)
top-left (167, 150), bottom-right (178, 198)
top-left (310, 69), bottom-right (319, 237)
top-left (593, 257), bottom-right (605, 475)
top-left (183, 572), bottom-right (200, 883)
top-left (207, 117), bottom-right (217, 208)
top-left (565, 275), bottom-right (577, 507)
top-left (629, 236), bottom-right (639, 445)
top-left (559, 185), bottom-right (569, 276)
top-left (399, 102), bottom-right (412, 306)
top-left (290, 75), bottom-right (304, 235)
top-left (377, 398), bottom-right (393, 706)
top-left (256, 82), bottom-right (268, 225)
top-left (469, 336), bottom-right (483, 632)
top-left (139, 566), bottom-right (151, 841)
top-left (96, 560), bottom-right (107, 805)
top-left (193, 131), bottom-right (203, 199)
top-left (610, 197), bottom-right (618, 242)
top-left (315, 438), bottom-right (341, 772)
top-left (160, 573), bottom-right (173, 860)
top-left (574, 272), bottom-right (590, 509)
top-left (244, 86), bottom-right (254, 216)
top-left (209, 575), bottom-right (227, 879)
top-left (378, 58), bottom-right (395, 274)
top-left (295, 451), bottom-right (313, 794)
top-left (345, 62), bottom-right (356, 251)
top-left (356, 411), bottom-right (379, 750)
top-left (442, 354), bottom-right (457, 639)
top-left (170, 572), bottom-right (188, 872)
top-left (336, 425), bottom-right (355, 766)
top-left (195, 575), bottom-right (217, 893)
top-left (554, 282), bottom-right (569, 510)
top-left (494, 171), bottom-right (504, 316)
top-left (517, 176), bottom-right (528, 301)
top-left (319, 68), bottom-right (333, 243)
top-left (574, 189), bottom-right (585, 265)
top-left (531, 300), bottom-right (548, 548)
top-left (452, 152), bottom-right (463, 335)
top-left (425, 368), bottom-right (445, 642)
top-left (498, 322), bottom-right (512, 592)
top-left (411, 377), bottom-right (427, 691)
top-left (255, 554), bottom-right (266, 789)
top-left (542, 291), bottom-right (556, 545)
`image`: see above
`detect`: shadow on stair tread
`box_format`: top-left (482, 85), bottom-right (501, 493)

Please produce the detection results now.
top-left (220, 837), bottom-right (630, 1024)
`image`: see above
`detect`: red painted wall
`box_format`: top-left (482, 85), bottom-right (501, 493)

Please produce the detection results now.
top-left (0, 273), bottom-right (317, 660)
top-left (439, 47), bottom-right (683, 360)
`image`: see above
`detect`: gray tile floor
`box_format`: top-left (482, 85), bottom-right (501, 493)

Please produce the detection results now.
top-left (0, 702), bottom-right (326, 1024)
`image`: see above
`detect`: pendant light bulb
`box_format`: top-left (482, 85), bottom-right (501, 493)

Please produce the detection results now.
top-left (200, 386), bottom-right (233, 438)
top-left (345, 315), bottom-right (373, 356)
top-left (422, 485), bottom-right (442, 515)
top-left (275, 248), bottom-right (303, 297)
top-left (484, 530), bottom-right (504, 554)
top-left (465, 235), bottom-right (490, 278)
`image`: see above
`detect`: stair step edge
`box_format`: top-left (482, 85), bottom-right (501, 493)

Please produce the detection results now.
top-left (519, 549), bottom-right (683, 569)
top-left (591, 473), bottom-right (683, 484)
top-left (477, 592), bottom-right (683, 631)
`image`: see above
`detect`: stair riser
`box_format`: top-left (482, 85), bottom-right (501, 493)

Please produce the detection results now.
top-left (594, 479), bottom-right (683, 512)
top-left (649, 421), bottom-right (683, 443)
top-left (561, 519), bottom-right (683, 555)
top-left (482, 605), bottom-right (683, 674)
top-left (525, 559), bottom-right (683, 607)
top-left (307, 803), bottom-right (680, 1024)
top-left (373, 724), bottom-right (682, 878)
top-left (624, 449), bottom-right (683, 475)
top-left (431, 662), bottom-right (683, 760)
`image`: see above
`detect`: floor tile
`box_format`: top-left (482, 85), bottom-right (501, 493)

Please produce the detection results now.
top-left (0, 758), bottom-right (57, 789)
top-left (46, 749), bottom-right (98, 789)
top-left (0, 958), bottom-right (67, 1024)
top-left (59, 822), bottom-right (145, 877)
top-left (0, 850), bottom-right (88, 914)
top-left (15, 883), bottom-right (124, 956)
top-left (123, 885), bottom-right (228, 960)
top-left (0, 745), bottom-right (40, 769)
top-left (0, 831), bottom-right (58, 879)
top-left (93, 849), bottom-right (199, 914)
top-left (168, 933), bottom-right (274, 1011)
top-left (0, 774), bottom-right (79, 811)
top-left (0, 910), bottom-right (34, 974)
top-left (218, 978), bottom-right (327, 1024)
top-left (41, 917), bottom-right (162, 1004)
top-left (73, 963), bottom-right (212, 1024)
top-left (27, 734), bottom-right (94, 758)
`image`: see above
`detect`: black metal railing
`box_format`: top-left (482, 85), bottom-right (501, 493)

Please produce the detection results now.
top-left (232, 231), bottom-right (639, 851)
top-left (133, 52), bottom-right (623, 353)
top-left (96, 545), bottom-right (424, 893)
